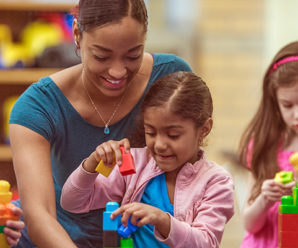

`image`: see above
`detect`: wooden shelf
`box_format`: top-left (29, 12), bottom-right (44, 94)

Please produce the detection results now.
top-left (0, 1), bottom-right (74, 11)
top-left (0, 144), bottom-right (12, 162)
top-left (0, 68), bottom-right (62, 84)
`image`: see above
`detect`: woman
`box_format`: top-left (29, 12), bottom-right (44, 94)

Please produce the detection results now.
top-left (9, 0), bottom-right (192, 247)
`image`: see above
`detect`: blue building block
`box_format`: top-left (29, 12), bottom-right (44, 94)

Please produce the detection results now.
top-left (118, 216), bottom-right (138, 238)
top-left (103, 202), bottom-right (120, 231)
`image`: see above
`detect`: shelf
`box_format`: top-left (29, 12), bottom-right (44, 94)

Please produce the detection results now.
top-left (0, 145), bottom-right (12, 162)
top-left (0, 1), bottom-right (75, 11)
top-left (0, 68), bottom-right (62, 84)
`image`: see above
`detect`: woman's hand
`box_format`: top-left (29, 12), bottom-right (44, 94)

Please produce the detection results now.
top-left (261, 179), bottom-right (296, 207)
top-left (83, 138), bottom-right (131, 173)
top-left (3, 206), bottom-right (25, 246)
top-left (111, 202), bottom-right (170, 238)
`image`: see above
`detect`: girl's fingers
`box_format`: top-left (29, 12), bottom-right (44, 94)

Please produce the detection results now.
top-left (5, 220), bottom-right (25, 230)
top-left (6, 236), bottom-right (19, 246)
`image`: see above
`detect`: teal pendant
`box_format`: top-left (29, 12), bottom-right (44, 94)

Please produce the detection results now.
top-left (104, 126), bottom-right (110, 134)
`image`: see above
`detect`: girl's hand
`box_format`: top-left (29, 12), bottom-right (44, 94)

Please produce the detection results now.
top-left (261, 179), bottom-right (296, 207)
top-left (83, 138), bottom-right (130, 173)
top-left (110, 202), bottom-right (170, 238)
top-left (3, 206), bottom-right (25, 246)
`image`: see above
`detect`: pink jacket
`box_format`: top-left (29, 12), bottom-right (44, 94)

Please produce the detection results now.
top-left (61, 147), bottom-right (234, 248)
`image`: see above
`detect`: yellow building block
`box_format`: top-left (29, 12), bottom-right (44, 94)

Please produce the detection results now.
top-left (95, 157), bottom-right (116, 178)
top-left (0, 181), bottom-right (12, 204)
top-left (0, 233), bottom-right (9, 248)
top-left (290, 152), bottom-right (298, 172)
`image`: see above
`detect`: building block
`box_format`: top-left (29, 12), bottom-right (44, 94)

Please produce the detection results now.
top-left (275, 171), bottom-right (293, 184)
top-left (278, 213), bottom-right (298, 232)
top-left (103, 202), bottom-right (120, 231)
top-left (0, 180), bottom-right (20, 248)
top-left (121, 238), bottom-right (134, 248)
top-left (118, 216), bottom-right (138, 238)
top-left (290, 152), bottom-right (298, 173)
top-left (103, 202), bottom-right (121, 248)
top-left (118, 147), bottom-right (136, 176)
top-left (95, 146), bottom-right (136, 177)
top-left (103, 202), bottom-right (136, 248)
top-left (95, 155), bottom-right (117, 177)
top-left (279, 230), bottom-right (298, 247)
top-left (103, 230), bottom-right (120, 248)
top-left (279, 187), bottom-right (298, 214)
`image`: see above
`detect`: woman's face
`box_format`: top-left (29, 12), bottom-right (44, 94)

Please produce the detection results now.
top-left (276, 81), bottom-right (298, 134)
top-left (78, 16), bottom-right (146, 98)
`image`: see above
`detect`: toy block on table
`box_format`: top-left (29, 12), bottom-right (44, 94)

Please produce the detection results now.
top-left (0, 180), bottom-right (20, 248)
top-left (118, 146), bottom-right (136, 176)
top-left (275, 171), bottom-right (293, 184)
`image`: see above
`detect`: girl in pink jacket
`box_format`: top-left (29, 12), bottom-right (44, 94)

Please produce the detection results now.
top-left (60, 71), bottom-right (234, 248)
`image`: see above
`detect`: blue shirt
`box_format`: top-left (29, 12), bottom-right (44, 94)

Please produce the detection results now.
top-left (133, 173), bottom-right (173, 248)
top-left (9, 53), bottom-right (191, 247)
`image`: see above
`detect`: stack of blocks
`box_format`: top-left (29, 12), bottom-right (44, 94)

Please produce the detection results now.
top-left (103, 202), bottom-right (136, 248)
top-left (279, 187), bottom-right (298, 248)
top-left (0, 180), bottom-right (19, 248)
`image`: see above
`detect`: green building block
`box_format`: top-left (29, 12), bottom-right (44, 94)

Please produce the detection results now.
top-left (0, 225), bottom-right (4, 233)
top-left (279, 187), bottom-right (298, 214)
top-left (121, 238), bottom-right (134, 248)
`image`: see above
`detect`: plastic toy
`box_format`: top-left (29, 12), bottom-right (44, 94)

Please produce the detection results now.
top-left (118, 216), bottom-right (138, 238)
top-left (103, 202), bottom-right (120, 248)
top-left (290, 152), bottom-right (298, 173)
top-left (275, 171), bottom-right (293, 184)
top-left (278, 187), bottom-right (298, 247)
top-left (118, 146), bottom-right (136, 176)
top-left (95, 146), bottom-right (136, 177)
top-left (103, 202), bottom-right (136, 248)
top-left (0, 180), bottom-right (19, 248)
top-left (3, 96), bottom-right (19, 144)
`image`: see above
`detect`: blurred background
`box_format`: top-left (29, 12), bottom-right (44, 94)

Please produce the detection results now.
top-left (1, 0), bottom-right (298, 247)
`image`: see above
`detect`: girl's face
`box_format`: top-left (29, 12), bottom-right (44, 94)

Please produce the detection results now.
top-left (276, 82), bottom-right (298, 134)
top-left (144, 106), bottom-right (211, 175)
top-left (77, 16), bottom-right (146, 98)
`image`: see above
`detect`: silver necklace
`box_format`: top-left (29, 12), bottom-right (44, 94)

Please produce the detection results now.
top-left (82, 74), bottom-right (128, 135)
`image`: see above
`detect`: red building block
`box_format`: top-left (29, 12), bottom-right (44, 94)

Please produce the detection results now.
top-left (119, 146), bottom-right (136, 176)
top-left (279, 230), bottom-right (298, 248)
top-left (279, 213), bottom-right (298, 232)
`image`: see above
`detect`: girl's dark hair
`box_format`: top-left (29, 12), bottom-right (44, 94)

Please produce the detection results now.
top-left (238, 41), bottom-right (298, 203)
top-left (130, 71), bottom-right (213, 147)
top-left (72, 0), bottom-right (148, 34)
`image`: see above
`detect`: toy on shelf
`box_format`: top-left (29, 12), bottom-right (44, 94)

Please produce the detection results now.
top-left (103, 202), bottom-right (136, 248)
top-left (275, 171), bottom-right (293, 184)
top-left (95, 146), bottom-right (136, 177)
top-left (0, 180), bottom-right (20, 248)
top-left (278, 186), bottom-right (298, 247)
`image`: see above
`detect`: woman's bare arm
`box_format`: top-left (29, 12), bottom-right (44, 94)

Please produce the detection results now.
top-left (9, 124), bottom-right (77, 248)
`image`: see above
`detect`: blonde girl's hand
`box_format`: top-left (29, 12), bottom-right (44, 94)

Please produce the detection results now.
top-left (3, 206), bottom-right (25, 246)
top-left (261, 179), bottom-right (296, 206)
top-left (83, 138), bottom-right (130, 173)
top-left (110, 202), bottom-right (171, 238)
